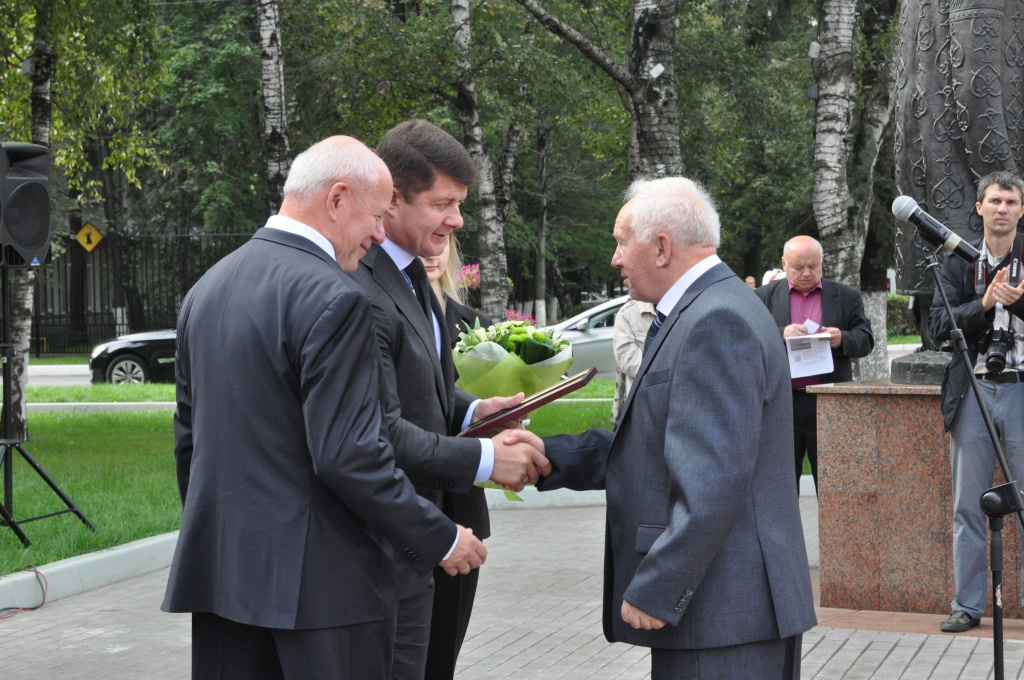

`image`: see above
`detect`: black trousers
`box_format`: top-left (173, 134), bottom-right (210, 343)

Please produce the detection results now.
top-left (423, 566), bottom-right (479, 679)
top-left (391, 577), bottom-right (435, 680)
top-left (191, 612), bottom-right (392, 680)
top-left (792, 389), bottom-right (818, 492)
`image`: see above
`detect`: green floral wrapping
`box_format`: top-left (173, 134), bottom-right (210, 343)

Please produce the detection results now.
top-left (453, 343), bottom-right (573, 398)
top-left (454, 320), bottom-right (573, 502)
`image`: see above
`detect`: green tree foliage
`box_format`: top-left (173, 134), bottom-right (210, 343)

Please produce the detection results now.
top-left (675, 0), bottom-right (818, 279)
top-left (1, 0), bottom-right (162, 197)
top-left (131, 2), bottom-right (268, 233)
top-left (0, 2), bottom-right (33, 140)
top-left (2, 0), bottom-right (898, 328)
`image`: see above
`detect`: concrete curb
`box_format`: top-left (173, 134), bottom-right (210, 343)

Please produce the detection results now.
top-left (0, 532), bottom-right (178, 609)
top-left (0, 476), bottom-right (816, 609)
top-left (26, 365), bottom-right (91, 377)
top-left (27, 402), bottom-right (176, 412)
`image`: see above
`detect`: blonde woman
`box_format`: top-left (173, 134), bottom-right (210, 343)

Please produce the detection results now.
top-left (421, 233), bottom-right (492, 350)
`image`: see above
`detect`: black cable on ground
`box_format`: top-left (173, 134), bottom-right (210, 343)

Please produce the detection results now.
top-left (0, 566), bottom-right (47, 619)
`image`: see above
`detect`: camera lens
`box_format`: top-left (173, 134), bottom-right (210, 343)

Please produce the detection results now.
top-left (985, 328), bottom-right (1011, 374)
top-left (987, 349), bottom-right (1007, 374)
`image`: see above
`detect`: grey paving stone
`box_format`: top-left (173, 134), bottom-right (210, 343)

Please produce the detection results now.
top-left (0, 498), bottom-right (1018, 678)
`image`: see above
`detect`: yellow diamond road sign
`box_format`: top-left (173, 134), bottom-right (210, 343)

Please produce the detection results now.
top-left (76, 222), bottom-right (102, 252)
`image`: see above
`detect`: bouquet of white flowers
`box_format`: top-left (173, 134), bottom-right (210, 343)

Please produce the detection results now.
top-left (453, 320), bottom-right (573, 399)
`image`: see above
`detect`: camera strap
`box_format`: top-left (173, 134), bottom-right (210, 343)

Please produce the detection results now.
top-left (974, 233), bottom-right (1024, 295)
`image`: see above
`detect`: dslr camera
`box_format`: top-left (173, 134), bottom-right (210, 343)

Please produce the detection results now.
top-left (982, 323), bottom-right (1016, 374)
top-left (982, 256), bottom-right (1022, 375)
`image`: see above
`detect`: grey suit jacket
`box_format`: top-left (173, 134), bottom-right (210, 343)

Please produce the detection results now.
top-left (538, 263), bottom-right (817, 650)
top-left (162, 228), bottom-right (456, 630)
top-left (756, 277), bottom-right (874, 383)
top-left (351, 244), bottom-right (490, 534)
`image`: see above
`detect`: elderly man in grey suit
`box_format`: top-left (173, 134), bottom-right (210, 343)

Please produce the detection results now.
top-left (537, 176), bottom-right (816, 678)
top-left (162, 136), bottom-right (487, 679)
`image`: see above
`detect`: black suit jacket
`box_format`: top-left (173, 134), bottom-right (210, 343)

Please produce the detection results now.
top-left (756, 277), bottom-right (874, 383)
top-left (162, 228), bottom-right (456, 630)
top-left (351, 245), bottom-right (490, 542)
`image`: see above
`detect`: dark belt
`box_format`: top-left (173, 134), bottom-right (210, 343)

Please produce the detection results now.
top-left (980, 371), bottom-right (1024, 384)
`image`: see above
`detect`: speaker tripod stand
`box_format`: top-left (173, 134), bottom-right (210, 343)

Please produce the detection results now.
top-left (0, 266), bottom-right (94, 547)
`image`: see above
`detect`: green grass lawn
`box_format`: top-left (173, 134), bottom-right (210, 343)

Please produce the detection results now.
top-left (28, 356), bottom-right (90, 365)
top-left (27, 383), bottom-right (174, 403)
top-left (0, 410), bottom-right (179, 575)
top-left (0, 388), bottom-right (615, 575)
top-left (889, 334), bottom-right (922, 345)
top-left (0, 374), bottom-right (816, 575)
top-left (566, 377), bottom-right (614, 400)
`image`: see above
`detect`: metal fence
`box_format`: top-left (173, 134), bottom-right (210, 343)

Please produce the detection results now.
top-left (31, 231), bottom-right (252, 354)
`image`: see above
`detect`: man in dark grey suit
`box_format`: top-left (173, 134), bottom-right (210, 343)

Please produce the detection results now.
top-left (162, 136), bottom-right (487, 679)
top-left (537, 177), bottom-right (816, 678)
top-left (755, 235), bottom-right (874, 489)
top-left (351, 120), bottom-right (548, 679)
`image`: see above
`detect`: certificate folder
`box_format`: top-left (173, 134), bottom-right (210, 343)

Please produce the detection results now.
top-left (457, 367), bottom-right (598, 437)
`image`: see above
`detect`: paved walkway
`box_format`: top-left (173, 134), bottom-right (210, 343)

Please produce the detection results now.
top-left (2, 497), bottom-right (1023, 679)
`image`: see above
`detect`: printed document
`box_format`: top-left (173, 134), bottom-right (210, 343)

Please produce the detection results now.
top-left (786, 332), bottom-right (834, 379)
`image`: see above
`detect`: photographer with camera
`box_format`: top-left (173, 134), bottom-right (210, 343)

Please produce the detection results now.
top-left (930, 170), bottom-right (1024, 633)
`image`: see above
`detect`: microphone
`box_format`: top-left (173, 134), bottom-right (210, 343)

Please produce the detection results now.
top-left (892, 195), bottom-right (980, 263)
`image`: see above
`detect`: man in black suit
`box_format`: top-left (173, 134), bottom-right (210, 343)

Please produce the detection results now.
top-left (351, 120), bottom-right (548, 680)
top-left (162, 136), bottom-right (487, 679)
top-left (756, 235), bottom-right (874, 490)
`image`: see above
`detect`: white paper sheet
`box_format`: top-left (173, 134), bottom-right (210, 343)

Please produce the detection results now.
top-left (786, 332), bottom-right (834, 379)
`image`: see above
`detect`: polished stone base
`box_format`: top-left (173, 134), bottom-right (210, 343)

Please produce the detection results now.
top-left (810, 380), bottom-right (1023, 619)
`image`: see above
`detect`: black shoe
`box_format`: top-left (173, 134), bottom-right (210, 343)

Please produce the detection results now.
top-left (940, 610), bottom-right (980, 632)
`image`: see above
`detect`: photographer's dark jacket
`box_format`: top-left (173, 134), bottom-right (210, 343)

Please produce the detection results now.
top-left (929, 237), bottom-right (1024, 431)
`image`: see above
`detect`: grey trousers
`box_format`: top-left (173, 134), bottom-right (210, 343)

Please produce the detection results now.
top-left (650, 634), bottom-right (801, 680)
top-left (949, 379), bottom-right (1024, 617)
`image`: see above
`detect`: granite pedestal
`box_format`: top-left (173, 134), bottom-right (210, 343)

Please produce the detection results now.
top-left (810, 380), bottom-right (1023, 619)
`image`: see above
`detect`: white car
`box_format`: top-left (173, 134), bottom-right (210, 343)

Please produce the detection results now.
top-left (544, 295), bottom-right (630, 379)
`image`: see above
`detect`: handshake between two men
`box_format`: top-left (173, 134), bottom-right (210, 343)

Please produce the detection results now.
top-left (439, 391), bottom-right (550, 578)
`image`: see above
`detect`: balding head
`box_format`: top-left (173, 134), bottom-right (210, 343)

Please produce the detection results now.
top-left (282, 136), bottom-right (386, 205)
top-left (279, 135), bottom-right (391, 271)
top-left (781, 235), bottom-right (823, 294)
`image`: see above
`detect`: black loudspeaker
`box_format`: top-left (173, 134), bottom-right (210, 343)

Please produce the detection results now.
top-left (0, 142), bottom-right (51, 267)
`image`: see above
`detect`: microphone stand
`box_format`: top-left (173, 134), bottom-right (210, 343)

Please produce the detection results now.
top-left (926, 245), bottom-right (1024, 680)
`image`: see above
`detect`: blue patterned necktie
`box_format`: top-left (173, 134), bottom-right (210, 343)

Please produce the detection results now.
top-left (643, 311), bottom-right (667, 356)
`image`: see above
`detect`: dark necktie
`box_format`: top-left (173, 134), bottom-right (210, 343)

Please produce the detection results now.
top-left (643, 311), bottom-right (667, 357)
top-left (404, 259), bottom-right (432, 322)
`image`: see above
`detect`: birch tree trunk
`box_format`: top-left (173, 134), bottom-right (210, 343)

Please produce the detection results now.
top-left (7, 269), bottom-right (35, 440)
top-left (626, 0), bottom-right (682, 177)
top-left (813, 0), bottom-right (862, 287)
top-left (453, 0), bottom-right (507, 319)
top-left (7, 5), bottom-right (58, 440)
top-left (812, 0), bottom-right (895, 379)
top-left (257, 0), bottom-right (290, 212)
top-left (514, 0), bottom-right (682, 179)
top-left (534, 128), bottom-right (550, 326)
top-left (851, 66), bottom-right (896, 379)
